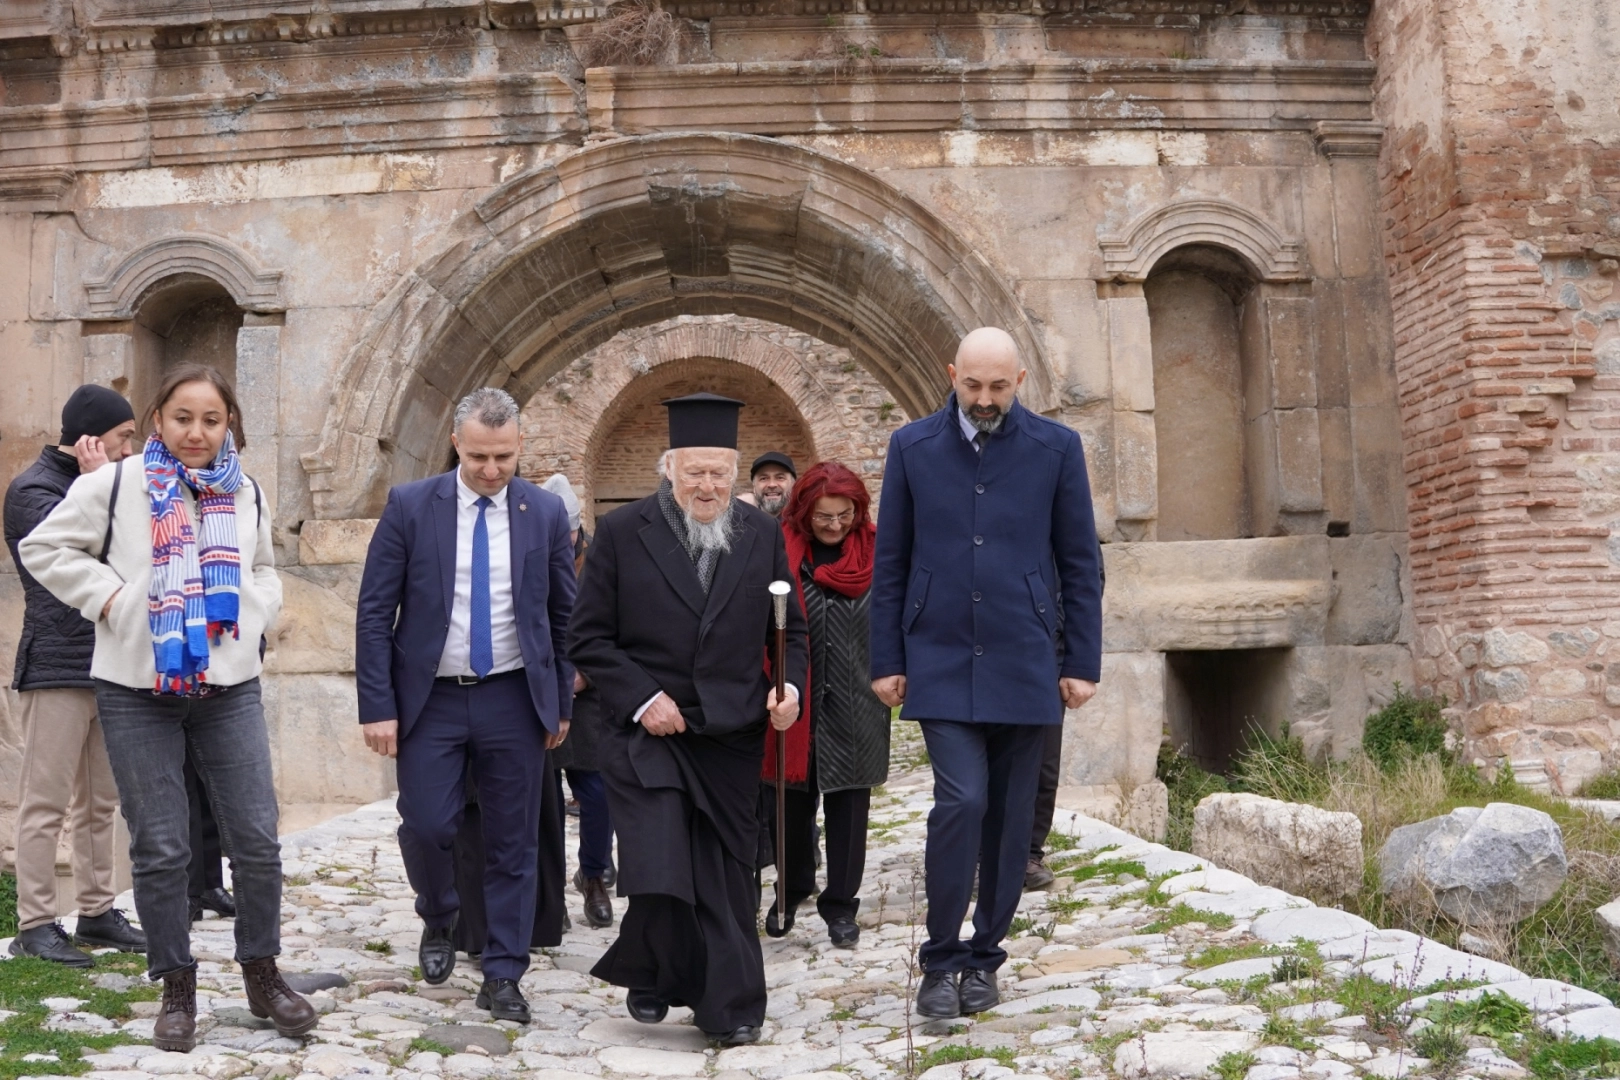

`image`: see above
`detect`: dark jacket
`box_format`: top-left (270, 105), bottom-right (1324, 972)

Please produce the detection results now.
top-left (870, 395), bottom-right (1103, 726)
top-left (354, 470), bottom-right (576, 737)
top-left (801, 571), bottom-right (890, 792)
top-left (5, 447), bottom-right (95, 691)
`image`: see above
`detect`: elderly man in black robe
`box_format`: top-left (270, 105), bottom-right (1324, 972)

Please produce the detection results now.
top-left (568, 394), bottom-right (808, 1046)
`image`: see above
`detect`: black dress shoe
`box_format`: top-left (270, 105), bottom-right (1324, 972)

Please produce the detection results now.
top-left (10, 923), bottom-right (92, 967)
top-left (602, 862), bottom-right (617, 889)
top-left (574, 869), bottom-right (614, 928)
top-left (704, 1025), bottom-right (761, 1046)
top-left (195, 886), bottom-right (237, 917)
top-left (73, 908), bottom-right (146, 952)
top-left (765, 901), bottom-right (795, 938)
top-left (915, 969), bottom-right (961, 1019)
top-left (959, 968), bottom-right (999, 1013)
top-left (626, 989), bottom-right (668, 1024)
top-left (419, 917), bottom-right (457, 985)
top-left (476, 978), bottom-right (531, 1023)
top-left (826, 916), bottom-right (860, 949)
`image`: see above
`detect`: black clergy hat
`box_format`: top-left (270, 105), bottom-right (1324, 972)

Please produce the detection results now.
top-left (750, 451), bottom-right (796, 478)
top-left (663, 393), bottom-right (743, 450)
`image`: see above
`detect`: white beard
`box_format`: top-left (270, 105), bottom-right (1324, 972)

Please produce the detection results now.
top-left (684, 500), bottom-right (735, 553)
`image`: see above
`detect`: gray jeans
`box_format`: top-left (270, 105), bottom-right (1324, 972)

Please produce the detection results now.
top-left (94, 678), bottom-right (282, 979)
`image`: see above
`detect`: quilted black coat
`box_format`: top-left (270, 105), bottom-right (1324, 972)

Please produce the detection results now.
top-left (5, 447), bottom-right (96, 691)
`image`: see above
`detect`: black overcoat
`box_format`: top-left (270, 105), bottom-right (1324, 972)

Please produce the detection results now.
top-left (567, 495), bottom-right (809, 902)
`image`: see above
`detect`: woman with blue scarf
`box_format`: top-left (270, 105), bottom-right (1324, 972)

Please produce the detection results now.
top-left (21, 364), bottom-right (317, 1053)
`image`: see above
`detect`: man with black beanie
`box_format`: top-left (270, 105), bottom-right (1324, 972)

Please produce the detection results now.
top-left (4, 383), bottom-right (146, 964)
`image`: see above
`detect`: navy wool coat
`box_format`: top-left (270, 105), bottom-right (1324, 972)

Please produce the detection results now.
top-left (869, 395), bottom-right (1103, 726)
top-left (354, 470), bottom-right (576, 738)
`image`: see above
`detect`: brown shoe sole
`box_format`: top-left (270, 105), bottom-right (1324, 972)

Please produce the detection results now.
top-left (152, 1031), bottom-right (197, 1053)
top-left (249, 1002), bottom-right (319, 1038)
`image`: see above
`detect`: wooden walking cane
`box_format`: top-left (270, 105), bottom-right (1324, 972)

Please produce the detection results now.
top-left (769, 579), bottom-right (792, 928)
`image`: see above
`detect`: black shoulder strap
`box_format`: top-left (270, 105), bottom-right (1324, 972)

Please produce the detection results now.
top-left (250, 475), bottom-right (262, 527)
top-left (99, 459), bottom-right (125, 565)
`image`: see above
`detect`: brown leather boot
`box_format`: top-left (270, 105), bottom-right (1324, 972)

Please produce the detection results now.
top-left (153, 968), bottom-right (197, 1053)
top-left (241, 956), bottom-right (319, 1038)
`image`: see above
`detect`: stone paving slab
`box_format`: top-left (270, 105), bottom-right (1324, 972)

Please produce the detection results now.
top-left (16, 747), bottom-right (1620, 1080)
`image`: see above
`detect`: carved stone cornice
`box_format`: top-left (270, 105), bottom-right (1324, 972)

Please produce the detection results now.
top-left (85, 234), bottom-right (286, 317)
top-left (0, 166), bottom-right (75, 206)
top-left (1313, 119), bottom-right (1383, 157)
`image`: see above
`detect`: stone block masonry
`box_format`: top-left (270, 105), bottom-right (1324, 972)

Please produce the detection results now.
top-left (1370, 0), bottom-right (1620, 790)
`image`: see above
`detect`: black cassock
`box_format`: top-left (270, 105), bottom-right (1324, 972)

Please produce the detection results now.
top-left (567, 495), bottom-right (808, 1035)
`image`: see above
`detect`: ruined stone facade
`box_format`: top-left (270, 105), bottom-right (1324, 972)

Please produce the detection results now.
top-left (0, 0), bottom-right (1614, 848)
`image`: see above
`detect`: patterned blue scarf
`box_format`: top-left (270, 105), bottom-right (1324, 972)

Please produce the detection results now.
top-left (144, 432), bottom-right (243, 694)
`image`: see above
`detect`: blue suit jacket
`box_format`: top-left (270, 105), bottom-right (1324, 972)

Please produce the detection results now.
top-left (354, 470), bottom-right (576, 737)
top-left (870, 395), bottom-right (1103, 726)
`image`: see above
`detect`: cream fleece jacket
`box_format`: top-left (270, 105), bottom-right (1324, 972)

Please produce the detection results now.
top-left (18, 457), bottom-right (282, 691)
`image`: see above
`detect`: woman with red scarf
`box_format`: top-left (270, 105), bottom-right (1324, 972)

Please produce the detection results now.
top-left (762, 461), bottom-right (890, 948)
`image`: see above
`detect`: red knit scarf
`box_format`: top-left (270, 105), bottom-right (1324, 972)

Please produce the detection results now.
top-left (762, 523), bottom-right (876, 783)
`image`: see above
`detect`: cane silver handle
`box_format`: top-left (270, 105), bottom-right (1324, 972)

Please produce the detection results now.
top-left (769, 579), bottom-right (791, 629)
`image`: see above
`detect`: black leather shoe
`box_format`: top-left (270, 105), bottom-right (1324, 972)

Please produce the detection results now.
top-left (419, 917), bottom-right (457, 985)
top-left (827, 916), bottom-right (860, 949)
top-left (195, 886), bottom-right (236, 917)
top-left (915, 969), bottom-right (960, 1019)
top-left (73, 908), bottom-right (146, 952)
top-left (476, 978), bottom-right (531, 1023)
top-left (602, 862), bottom-right (617, 889)
top-left (765, 900), bottom-right (795, 938)
top-left (1024, 859), bottom-right (1055, 891)
top-left (626, 989), bottom-right (668, 1024)
top-left (9, 923), bottom-right (92, 967)
top-left (959, 968), bottom-right (999, 1013)
top-left (705, 1025), bottom-right (761, 1046)
top-left (574, 869), bottom-right (614, 928)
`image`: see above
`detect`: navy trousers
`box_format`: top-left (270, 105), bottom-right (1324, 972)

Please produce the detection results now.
top-left (918, 720), bottom-right (1047, 974)
top-left (396, 671), bottom-right (547, 982)
top-left (562, 769), bottom-right (614, 879)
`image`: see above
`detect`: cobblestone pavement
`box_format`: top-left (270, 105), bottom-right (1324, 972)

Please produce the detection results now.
top-left (27, 746), bottom-right (1620, 1080)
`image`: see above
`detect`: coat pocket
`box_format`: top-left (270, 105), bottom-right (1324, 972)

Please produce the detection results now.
top-left (1026, 569), bottom-right (1056, 636)
top-left (902, 566), bottom-right (932, 634)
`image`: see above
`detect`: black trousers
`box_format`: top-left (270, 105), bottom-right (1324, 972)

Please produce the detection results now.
top-left (1029, 723), bottom-right (1063, 861)
top-left (772, 770), bottom-right (871, 923)
top-left (184, 754), bottom-right (224, 896)
top-left (592, 811), bottom-right (766, 1035)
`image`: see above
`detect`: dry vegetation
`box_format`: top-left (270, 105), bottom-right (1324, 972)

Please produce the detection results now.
top-left (579, 0), bottom-right (678, 68)
top-left (1159, 692), bottom-right (1620, 1004)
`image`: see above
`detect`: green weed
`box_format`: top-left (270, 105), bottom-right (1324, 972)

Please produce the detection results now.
top-left (913, 1044), bottom-right (1016, 1072)
top-left (1142, 904), bottom-right (1234, 933)
top-left (1526, 1035), bottom-right (1620, 1080)
top-left (1214, 1051), bottom-right (1258, 1080)
top-left (1362, 685), bottom-right (1450, 772)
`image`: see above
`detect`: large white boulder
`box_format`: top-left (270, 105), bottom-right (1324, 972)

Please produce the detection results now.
top-left (1378, 803), bottom-right (1567, 926)
top-left (1191, 792), bottom-right (1364, 902)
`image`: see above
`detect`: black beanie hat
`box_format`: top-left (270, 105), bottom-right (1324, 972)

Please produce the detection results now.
top-left (60, 384), bottom-right (135, 446)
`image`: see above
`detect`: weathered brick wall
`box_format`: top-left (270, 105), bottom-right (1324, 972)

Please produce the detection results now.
top-left (1371, 0), bottom-right (1620, 790)
top-left (519, 316), bottom-right (910, 528)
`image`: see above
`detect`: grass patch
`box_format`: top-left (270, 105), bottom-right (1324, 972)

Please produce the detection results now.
top-left (1576, 771), bottom-right (1620, 801)
top-left (1213, 1051), bottom-right (1257, 1080)
top-left (1045, 896), bottom-right (1092, 918)
top-left (364, 940), bottom-right (393, 955)
top-left (913, 1044), bottom-right (1017, 1072)
top-left (1526, 1035), bottom-right (1620, 1080)
top-left (407, 1038), bottom-right (459, 1058)
top-left (0, 874), bottom-right (15, 939)
top-left (1063, 858), bottom-right (1147, 884)
top-left (1362, 685), bottom-right (1450, 772)
top-left (1259, 1014), bottom-right (1317, 1052)
top-left (0, 954), bottom-right (158, 1079)
top-left (1158, 746), bottom-right (1230, 852)
top-left (1142, 904), bottom-right (1234, 933)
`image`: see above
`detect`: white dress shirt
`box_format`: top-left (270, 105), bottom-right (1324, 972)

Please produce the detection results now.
top-left (436, 473), bottom-right (523, 678)
top-left (960, 407), bottom-right (987, 449)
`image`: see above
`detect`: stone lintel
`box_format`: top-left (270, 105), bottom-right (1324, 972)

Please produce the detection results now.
top-left (1313, 119), bottom-right (1383, 157)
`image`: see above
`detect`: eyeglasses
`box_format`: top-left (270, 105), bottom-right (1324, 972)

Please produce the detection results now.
top-left (812, 511), bottom-right (855, 526)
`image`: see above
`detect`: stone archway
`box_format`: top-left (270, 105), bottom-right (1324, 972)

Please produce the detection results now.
top-left (517, 314), bottom-right (908, 524)
top-left (303, 132), bottom-right (1047, 519)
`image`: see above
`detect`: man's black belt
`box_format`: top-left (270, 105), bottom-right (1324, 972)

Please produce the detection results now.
top-left (435, 667), bottom-right (526, 686)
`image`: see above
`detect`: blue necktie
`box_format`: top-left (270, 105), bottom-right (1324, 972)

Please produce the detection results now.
top-left (469, 496), bottom-right (494, 679)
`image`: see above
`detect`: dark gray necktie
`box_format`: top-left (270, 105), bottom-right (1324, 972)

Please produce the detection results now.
top-left (974, 431), bottom-right (989, 454)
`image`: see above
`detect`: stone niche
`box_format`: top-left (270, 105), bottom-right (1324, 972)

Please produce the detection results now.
top-left (1061, 534), bottom-right (1413, 798)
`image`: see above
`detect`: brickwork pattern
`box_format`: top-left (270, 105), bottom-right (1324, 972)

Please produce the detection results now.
top-left (1371, 0), bottom-right (1620, 791)
top-left (519, 316), bottom-right (910, 528)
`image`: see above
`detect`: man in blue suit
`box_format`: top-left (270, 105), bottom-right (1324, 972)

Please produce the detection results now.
top-left (355, 387), bottom-right (576, 1024)
top-left (870, 327), bottom-right (1103, 1019)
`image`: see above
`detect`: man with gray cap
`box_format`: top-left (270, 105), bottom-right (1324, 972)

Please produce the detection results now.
top-left (4, 384), bottom-right (147, 964)
top-left (749, 452), bottom-right (795, 519)
top-left (541, 474), bottom-right (617, 929)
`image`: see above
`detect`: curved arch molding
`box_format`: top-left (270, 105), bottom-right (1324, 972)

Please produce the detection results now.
top-left (84, 233), bottom-right (287, 317)
top-left (1097, 199), bottom-right (1306, 283)
top-left (302, 132), bottom-right (1051, 520)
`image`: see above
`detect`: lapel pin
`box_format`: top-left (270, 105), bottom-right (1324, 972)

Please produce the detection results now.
top-left (519, 502), bottom-right (528, 511)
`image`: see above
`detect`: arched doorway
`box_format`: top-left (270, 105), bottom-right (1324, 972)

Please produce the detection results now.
top-left (303, 133), bottom-right (1047, 519)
